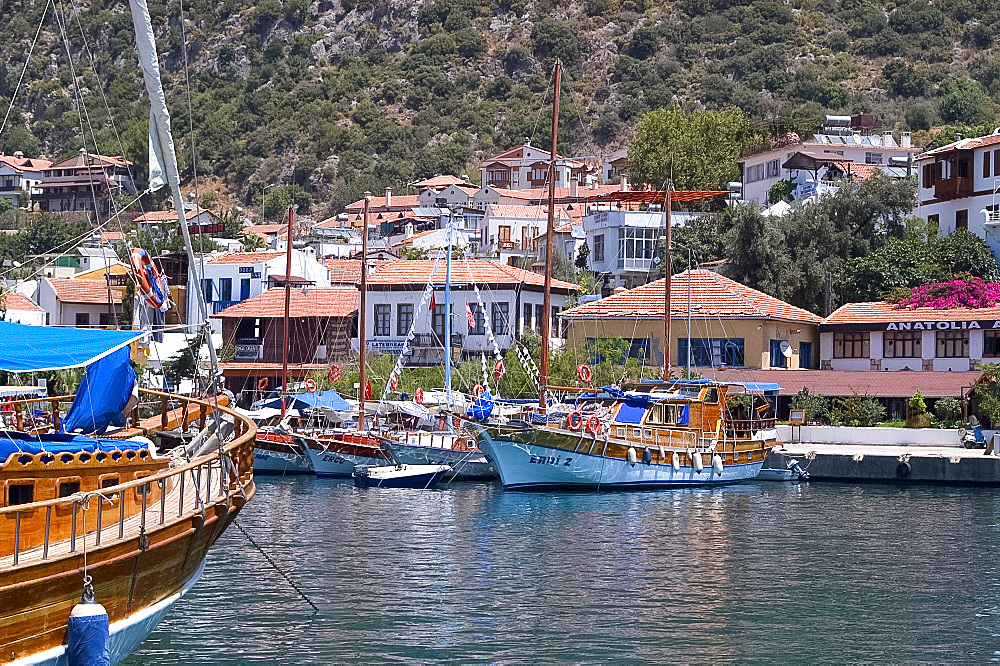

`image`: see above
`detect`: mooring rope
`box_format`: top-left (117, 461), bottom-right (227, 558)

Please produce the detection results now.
top-left (233, 518), bottom-right (318, 614)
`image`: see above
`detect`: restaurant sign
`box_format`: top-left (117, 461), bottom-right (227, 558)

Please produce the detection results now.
top-left (823, 320), bottom-right (1000, 332)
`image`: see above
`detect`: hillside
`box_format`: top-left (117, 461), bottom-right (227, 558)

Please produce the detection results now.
top-left (0, 0), bottom-right (998, 220)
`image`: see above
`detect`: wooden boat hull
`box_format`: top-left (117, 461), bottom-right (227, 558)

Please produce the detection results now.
top-left (301, 432), bottom-right (390, 478)
top-left (476, 426), bottom-right (770, 490)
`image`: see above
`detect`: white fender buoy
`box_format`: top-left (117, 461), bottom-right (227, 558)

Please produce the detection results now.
top-left (658, 444), bottom-right (666, 461)
top-left (626, 446), bottom-right (638, 466)
top-left (671, 452), bottom-right (680, 471)
top-left (692, 451), bottom-right (704, 473)
top-left (67, 580), bottom-right (109, 666)
top-left (712, 454), bottom-right (724, 476)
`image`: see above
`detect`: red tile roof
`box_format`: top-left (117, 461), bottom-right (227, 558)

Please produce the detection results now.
top-left (919, 133), bottom-right (1000, 160)
top-left (344, 194), bottom-right (421, 211)
top-left (486, 204), bottom-right (572, 220)
top-left (830, 161), bottom-right (882, 181)
top-left (47, 153), bottom-right (131, 169)
top-left (823, 301), bottom-right (1000, 325)
top-left (212, 287), bottom-right (358, 318)
top-left (700, 368), bottom-right (981, 398)
top-left (413, 175), bottom-right (469, 189)
top-left (98, 231), bottom-right (123, 242)
top-left (0, 155), bottom-right (52, 172)
top-left (563, 270), bottom-right (822, 323)
top-left (206, 251), bottom-right (287, 265)
top-left (488, 185), bottom-right (621, 200)
top-left (220, 362), bottom-right (327, 376)
top-left (1, 292), bottom-right (42, 311)
top-left (134, 208), bottom-right (214, 223)
top-left (46, 278), bottom-right (122, 304)
top-left (366, 259), bottom-right (579, 293)
top-left (323, 259), bottom-right (363, 284)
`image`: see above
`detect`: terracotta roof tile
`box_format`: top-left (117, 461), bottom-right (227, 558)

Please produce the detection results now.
top-left (134, 208), bottom-right (213, 223)
top-left (205, 251), bottom-right (287, 265)
top-left (212, 287), bottom-right (359, 318)
top-left (46, 278), bottom-right (122, 304)
top-left (1, 292), bottom-right (42, 311)
top-left (366, 259), bottom-right (579, 292)
top-left (486, 204), bottom-right (572, 220)
top-left (823, 301), bottom-right (1000, 325)
top-left (413, 175), bottom-right (469, 188)
top-left (563, 270), bottom-right (822, 323)
top-left (344, 194), bottom-right (421, 211)
top-left (918, 133), bottom-right (1000, 160)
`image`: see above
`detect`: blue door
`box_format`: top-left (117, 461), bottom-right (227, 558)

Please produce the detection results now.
top-left (770, 339), bottom-right (784, 368)
top-left (240, 278), bottom-right (251, 300)
top-left (799, 342), bottom-right (812, 369)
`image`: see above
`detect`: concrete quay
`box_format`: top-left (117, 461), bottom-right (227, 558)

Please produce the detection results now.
top-left (766, 442), bottom-right (1000, 484)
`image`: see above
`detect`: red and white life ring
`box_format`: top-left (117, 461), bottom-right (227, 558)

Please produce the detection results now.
top-left (585, 414), bottom-right (601, 435)
top-left (305, 378), bottom-right (317, 393)
top-left (328, 365), bottom-right (341, 383)
top-left (257, 377), bottom-right (269, 392)
top-left (566, 410), bottom-right (583, 431)
top-left (414, 387), bottom-right (424, 405)
top-left (472, 384), bottom-right (484, 398)
top-left (493, 360), bottom-right (505, 381)
top-left (131, 248), bottom-right (167, 309)
top-left (577, 364), bottom-right (593, 384)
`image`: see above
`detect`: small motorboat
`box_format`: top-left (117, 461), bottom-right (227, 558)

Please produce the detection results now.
top-left (353, 463), bottom-right (451, 489)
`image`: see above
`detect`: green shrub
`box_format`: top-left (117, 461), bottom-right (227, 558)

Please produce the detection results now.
top-left (909, 390), bottom-right (927, 415)
top-left (790, 387), bottom-right (829, 423)
top-left (830, 393), bottom-right (885, 427)
top-left (934, 396), bottom-right (963, 423)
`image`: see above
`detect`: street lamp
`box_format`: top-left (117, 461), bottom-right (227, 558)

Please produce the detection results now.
top-left (261, 183), bottom-right (278, 223)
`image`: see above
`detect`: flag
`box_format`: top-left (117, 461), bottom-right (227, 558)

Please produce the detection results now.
top-left (429, 291), bottom-right (436, 311)
top-left (465, 303), bottom-right (476, 329)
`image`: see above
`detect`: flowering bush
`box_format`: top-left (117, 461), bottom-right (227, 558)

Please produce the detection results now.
top-left (830, 393), bottom-right (885, 427)
top-left (895, 274), bottom-right (1000, 310)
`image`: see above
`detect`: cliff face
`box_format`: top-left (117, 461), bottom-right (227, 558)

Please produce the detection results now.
top-left (0, 0), bottom-right (997, 218)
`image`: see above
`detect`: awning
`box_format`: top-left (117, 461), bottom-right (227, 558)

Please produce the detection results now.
top-left (0, 321), bottom-right (145, 373)
top-left (0, 385), bottom-right (47, 398)
top-left (258, 390), bottom-right (350, 412)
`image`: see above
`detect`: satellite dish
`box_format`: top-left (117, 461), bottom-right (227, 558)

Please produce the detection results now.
top-left (780, 340), bottom-right (793, 358)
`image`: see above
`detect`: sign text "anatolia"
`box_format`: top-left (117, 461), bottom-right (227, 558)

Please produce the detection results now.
top-left (885, 320), bottom-right (1000, 331)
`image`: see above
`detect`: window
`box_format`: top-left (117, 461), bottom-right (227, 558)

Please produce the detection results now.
top-left (922, 162), bottom-right (940, 187)
top-left (985, 150), bottom-right (992, 179)
top-left (956, 209), bottom-right (968, 230)
top-left (959, 159), bottom-right (970, 179)
top-left (936, 330), bottom-right (969, 358)
top-left (769, 340), bottom-right (786, 368)
top-left (7, 483), bottom-right (33, 506)
top-left (618, 227), bottom-right (658, 264)
top-left (985, 331), bottom-right (1000, 358)
top-left (58, 480), bottom-right (80, 498)
top-left (994, 149), bottom-right (1000, 177)
top-left (202, 279), bottom-right (214, 303)
top-left (98, 313), bottom-right (113, 327)
top-left (100, 476), bottom-right (119, 502)
top-left (75, 312), bottom-right (90, 327)
top-left (432, 304), bottom-right (446, 339)
top-left (534, 304), bottom-right (544, 333)
top-left (927, 214), bottom-right (940, 236)
top-left (551, 306), bottom-right (561, 338)
top-left (834, 332), bottom-right (868, 358)
top-left (492, 302), bottom-right (509, 336)
top-left (884, 331), bottom-right (921, 358)
top-left (865, 152), bottom-right (883, 165)
top-left (594, 234), bottom-right (605, 262)
top-left (397, 303), bottom-right (413, 335)
top-left (799, 342), bottom-right (812, 369)
top-left (240, 278), bottom-right (251, 300)
top-left (677, 338), bottom-right (745, 367)
top-left (469, 304), bottom-right (485, 335)
top-left (219, 277), bottom-right (232, 302)
top-left (765, 159), bottom-right (780, 178)
top-left (374, 304), bottom-right (391, 336)
top-left (523, 303), bottom-right (532, 333)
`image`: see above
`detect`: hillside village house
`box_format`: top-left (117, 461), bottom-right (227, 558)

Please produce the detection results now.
top-left (916, 129), bottom-right (1000, 260)
top-left (820, 301), bottom-right (1000, 371)
top-left (738, 118), bottom-right (916, 206)
top-left (135, 207), bottom-right (223, 236)
top-left (1, 291), bottom-right (45, 326)
top-left (363, 259), bottom-right (579, 366)
top-left (479, 204), bottom-right (574, 259)
top-left (0, 152), bottom-right (50, 207)
top-left (212, 287), bottom-right (358, 394)
top-left (561, 270), bottom-right (822, 369)
top-left (37, 277), bottom-right (122, 327)
top-left (479, 140), bottom-right (594, 190)
top-left (602, 147), bottom-right (628, 184)
top-left (194, 249), bottom-right (331, 331)
top-left (35, 150), bottom-right (135, 219)
top-left (76, 246), bottom-right (121, 274)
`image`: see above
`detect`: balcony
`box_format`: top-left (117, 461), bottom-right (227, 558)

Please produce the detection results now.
top-left (212, 300), bottom-right (239, 314)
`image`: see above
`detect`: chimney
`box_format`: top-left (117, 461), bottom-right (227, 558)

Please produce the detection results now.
top-left (461, 174), bottom-right (470, 183)
top-left (619, 175), bottom-right (629, 192)
top-left (570, 178), bottom-right (578, 198)
top-left (385, 186), bottom-right (392, 208)
top-left (882, 130), bottom-right (893, 146)
top-left (901, 132), bottom-right (912, 149)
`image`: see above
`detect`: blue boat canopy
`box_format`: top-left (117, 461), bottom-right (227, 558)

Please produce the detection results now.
top-left (0, 321), bottom-right (145, 373)
top-left (259, 390), bottom-right (350, 412)
top-left (0, 431), bottom-right (149, 464)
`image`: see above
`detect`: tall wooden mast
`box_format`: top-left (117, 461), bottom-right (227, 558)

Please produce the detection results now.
top-left (539, 61), bottom-right (561, 409)
top-left (662, 188), bottom-right (672, 380)
top-left (280, 205), bottom-right (293, 419)
top-left (358, 192), bottom-right (371, 426)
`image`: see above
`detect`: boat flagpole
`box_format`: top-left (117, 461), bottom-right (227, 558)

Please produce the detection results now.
top-left (539, 60), bottom-right (561, 410)
top-left (444, 206), bottom-right (454, 409)
top-left (280, 205), bottom-right (293, 420)
top-left (662, 186), bottom-right (672, 381)
top-left (359, 192), bottom-right (370, 428)
top-left (686, 246), bottom-right (691, 378)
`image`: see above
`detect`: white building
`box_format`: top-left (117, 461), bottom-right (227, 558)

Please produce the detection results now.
top-left (193, 248), bottom-right (332, 331)
top-left (916, 129), bottom-right (1000, 260)
top-left (583, 209), bottom-right (664, 288)
top-left (37, 277), bottom-right (122, 327)
top-left (76, 246), bottom-right (122, 274)
top-left (739, 120), bottom-right (916, 206)
top-left (602, 147), bottom-right (628, 184)
top-left (1, 291), bottom-right (45, 325)
top-left (479, 204), bottom-right (574, 259)
top-left (363, 259), bottom-right (579, 365)
top-left (480, 140), bottom-right (589, 191)
top-left (0, 153), bottom-right (50, 206)
top-left (134, 207), bottom-right (223, 236)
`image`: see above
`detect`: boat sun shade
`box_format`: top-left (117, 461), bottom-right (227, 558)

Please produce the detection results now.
top-left (0, 321), bottom-right (145, 373)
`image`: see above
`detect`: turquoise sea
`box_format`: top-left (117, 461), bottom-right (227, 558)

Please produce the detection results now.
top-left (125, 476), bottom-right (1000, 663)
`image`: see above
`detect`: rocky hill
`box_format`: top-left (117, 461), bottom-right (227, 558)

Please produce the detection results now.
top-left (0, 0), bottom-right (998, 220)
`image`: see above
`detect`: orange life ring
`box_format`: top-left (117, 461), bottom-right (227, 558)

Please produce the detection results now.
top-left (493, 360), bottom-right (505, 381)
top-left (257, 377), bottom-right (269, 391)
top-left (130, 248), bottom-right (166, 309)
top-left (566, 410), bottom-right (583, 431)
top-left (414, 387), bottom-right (424, 405)
top-left (577, 364), bottom-right (593, 384)
top-left (328, 365), bottom-right (341, 383)
top-left (305, 378), bottom-right (317, 393)
top-left (472, 384), bottom-right (484, 398)
top-left (585, 414), bottom-right (601, 435)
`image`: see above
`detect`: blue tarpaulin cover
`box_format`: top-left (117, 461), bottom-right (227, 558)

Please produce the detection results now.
top-left (61, 347), bottom-right (136, 433)
top-left (467, 390), bottom-right (494, 420)
top-left (614, 401), bottom-right (647, 424)
top-left (0, 431), bottom-right (148, 463)
top-left (258, 390), bottom-right (350, 412)
top-left (0, 321), bottom-right (144, 373)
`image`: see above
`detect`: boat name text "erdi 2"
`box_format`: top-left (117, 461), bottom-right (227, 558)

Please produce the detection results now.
top-left (528, 455), bottom-right (572, 466)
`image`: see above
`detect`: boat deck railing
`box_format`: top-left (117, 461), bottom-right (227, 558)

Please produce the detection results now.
top-left (0, 388), bottom-right (256, 569)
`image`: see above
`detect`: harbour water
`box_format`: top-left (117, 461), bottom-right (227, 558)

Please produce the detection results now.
top-left (126, 477), bottom-right (1000, 663)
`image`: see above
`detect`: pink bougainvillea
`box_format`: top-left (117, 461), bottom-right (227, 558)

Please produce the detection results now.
top-left (895, 274), bottom-right (1000, 310)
